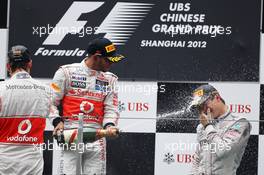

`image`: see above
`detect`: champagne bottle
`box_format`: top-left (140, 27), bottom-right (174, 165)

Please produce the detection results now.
top-left (62, 127), bottom-right (119, 144)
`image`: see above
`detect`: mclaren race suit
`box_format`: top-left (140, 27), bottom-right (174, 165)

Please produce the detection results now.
top-left (0, 71), bottom-right (56, 175)
top-left (52, 59), bottom-right (119, 175)
top-left (191, 111), bottom-right (251, 175)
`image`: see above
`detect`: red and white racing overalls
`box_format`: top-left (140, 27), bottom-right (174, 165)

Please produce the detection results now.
top-left (0, 71), bottom-right (56, 175)
top-left (52, 59), bottom-right (119, 175)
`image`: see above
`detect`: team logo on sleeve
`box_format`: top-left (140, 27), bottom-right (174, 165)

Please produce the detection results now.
top-left (51, 83), bottom-right (61, 92)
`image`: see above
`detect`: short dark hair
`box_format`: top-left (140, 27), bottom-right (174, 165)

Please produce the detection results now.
top-left (9, 60), bottom-right (30, 73)
top-left (8, 45), bottom-right (31, 73)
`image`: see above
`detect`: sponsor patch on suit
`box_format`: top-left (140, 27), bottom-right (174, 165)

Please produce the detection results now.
top-left (71, 75), bottom-right (87, 81)
top-left (71, 81), bottom-right (86, 88)
top-left (95, 79), bottom-right (109, 92)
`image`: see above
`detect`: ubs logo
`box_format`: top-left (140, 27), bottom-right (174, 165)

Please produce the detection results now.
top-left (229, 104), bottom-right (251, 114)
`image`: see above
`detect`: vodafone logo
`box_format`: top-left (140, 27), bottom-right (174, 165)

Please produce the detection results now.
top-left (80, 101), bottom-right (94, 114)
top-left (6, 119), bottom-right (38, 143)
top-left (18, 119), bottom-right (32, 135)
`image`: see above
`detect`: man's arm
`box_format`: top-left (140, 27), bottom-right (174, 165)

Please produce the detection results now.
top-left (205, 118), bottom-right (251, 158)
top-left (102, 75), bottom-right (119, 129)
top-left (190, 124), bottom-right (203, 175)
top-left (190, 146), bottom-right (200, 175)
top-left (50, 67), bottom-right (68, 134)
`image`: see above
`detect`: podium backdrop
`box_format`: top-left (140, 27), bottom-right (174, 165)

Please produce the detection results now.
top-left (0, 0), bottom-right (263, 174)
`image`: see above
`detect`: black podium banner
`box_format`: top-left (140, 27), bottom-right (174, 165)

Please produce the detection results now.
top-left (9, 0), bottom-right (261, 81)
top-left (0, 0), bottom-right (7, 28)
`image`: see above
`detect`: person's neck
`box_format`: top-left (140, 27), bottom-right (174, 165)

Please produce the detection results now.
top-left (10, 69), bottom-right (27, 77)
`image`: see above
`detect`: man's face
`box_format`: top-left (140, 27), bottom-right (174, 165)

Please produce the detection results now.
top-left (95, 55), bottom-right (113, 72)
top-left (198, 95), bottom-right (221, 119)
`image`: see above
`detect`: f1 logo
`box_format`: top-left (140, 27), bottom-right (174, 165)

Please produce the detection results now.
top-left (43, 1), bottom-right (153, 45)
top-left (43, 2), bottom-right (104, 45)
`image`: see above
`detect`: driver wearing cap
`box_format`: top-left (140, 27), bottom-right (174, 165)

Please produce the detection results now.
top-left (51, 37), bottom-right (124, 175)
top-left (0, 45), bottom-right (57, 175)
top-left (190, 84), bottom-right (251, 175)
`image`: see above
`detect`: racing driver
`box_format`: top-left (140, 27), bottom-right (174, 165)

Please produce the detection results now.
top-left (190, 84), bottom-right (251, 175)
top-left (51, 37), bottom-right (124, 175)
top-left (0, 45), bottom-right (57, 175)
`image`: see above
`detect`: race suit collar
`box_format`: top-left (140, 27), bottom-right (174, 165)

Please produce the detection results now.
top-left (81, 59), bottom-right (99, 75)
top-left (215, 110), bottom-right (231, 123)
top-left (11, 71), bottom-right (31, 79)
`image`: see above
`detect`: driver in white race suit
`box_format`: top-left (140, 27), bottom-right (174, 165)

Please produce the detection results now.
top-left (0, 45), bottom-right (57, 175)
top-left (51, 37), bottom-right (125, 175)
